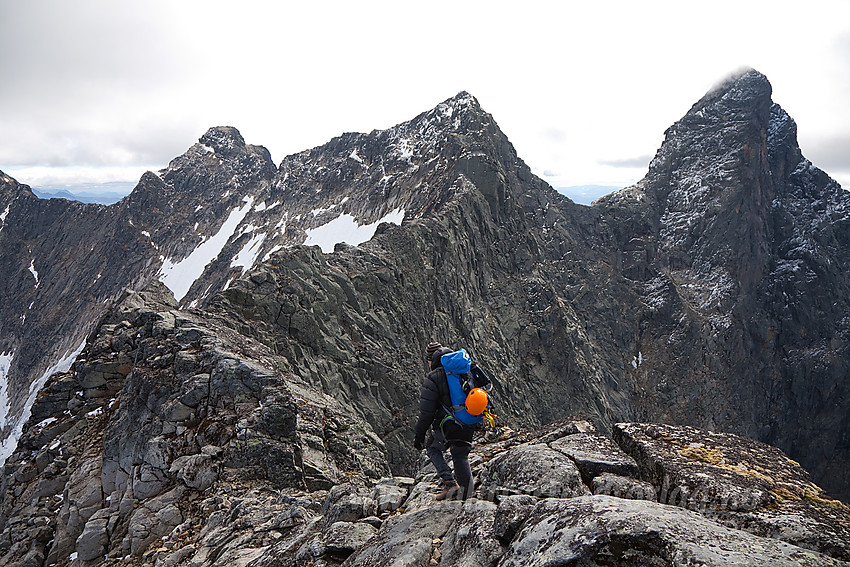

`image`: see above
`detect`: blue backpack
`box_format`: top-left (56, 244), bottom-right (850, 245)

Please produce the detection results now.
top-left (440, 349), bottom-right (484, 426)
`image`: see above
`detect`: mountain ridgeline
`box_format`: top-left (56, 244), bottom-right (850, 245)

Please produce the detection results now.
top-left (0, 65), bottom-right (848, 527)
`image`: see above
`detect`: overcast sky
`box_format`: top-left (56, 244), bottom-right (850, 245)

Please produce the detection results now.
top-left (1, 0), bottom-right (848, 200)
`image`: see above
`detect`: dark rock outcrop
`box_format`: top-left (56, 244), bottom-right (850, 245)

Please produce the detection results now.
top-left (595, 70), bottom-right (850, 501)
top-left (497, 495), bottom-right (844, 567)
top-left (0, 282), bottom-right (389, 566)
top-left (614, 422), bottom-right (850, 560)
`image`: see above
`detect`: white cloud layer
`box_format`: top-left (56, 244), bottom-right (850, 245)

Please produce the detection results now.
top-left (1, 0), bottom-right (848, 192)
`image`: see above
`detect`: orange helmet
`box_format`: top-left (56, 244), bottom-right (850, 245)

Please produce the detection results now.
top-left (465, 388), bottom-right (489, 416)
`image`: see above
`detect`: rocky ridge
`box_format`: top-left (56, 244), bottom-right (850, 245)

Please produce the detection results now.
top-left (0, 92), bottom-right (512, 464)
top-left (1, 281), bottom-right (848, 566)
top-left (1, 67), bottom-right (849, 509)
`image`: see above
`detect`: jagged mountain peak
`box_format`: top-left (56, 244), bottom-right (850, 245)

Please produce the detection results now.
top-left (156, 126), bottom-right (275, 186)
top-left (634, 65), bottom-right (841, 217)
top-left (0, 170), bottom-right (35, 203)
top-left (689, 67), bottom-right (772, 116)
top-left (199, 125), bottom-right (246, 152)
top-left (657, 68), bottom-right (772, 161)
top-left (0, 169), bottom-right (18, 187)
top-left (448, 89), bottom-right (477, 103)
top-left (271, 89), bottom-right (518, 224)
top-left (600, 68), bottom-right (781, 217)
top-left (433, 90), bottom-right (482, 117)
top-left (197, 126), bottom-right (275, 165)
top-left (118, 91), bottom-right (516, 311)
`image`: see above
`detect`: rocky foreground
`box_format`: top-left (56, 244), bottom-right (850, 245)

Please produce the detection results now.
top-left (1, 282), bottom-right (848, 566)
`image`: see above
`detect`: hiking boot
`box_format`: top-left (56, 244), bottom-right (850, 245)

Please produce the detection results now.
top-left (436, 480), bottom-right (461, 501)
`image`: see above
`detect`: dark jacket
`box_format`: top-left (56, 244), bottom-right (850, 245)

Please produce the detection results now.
top-left (413, 347), bottom-right (474, 446)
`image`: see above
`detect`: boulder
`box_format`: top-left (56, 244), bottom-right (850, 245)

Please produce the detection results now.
top-left (439, 499), bottom-right (504, 567)
top-left (591, 473), bottom-right (656, 501)
top-left (323, 521), bottom-right (377, 561)
top-left (169, 454), bottom-right (218, 491)
top-left (614, 422), bottom-right (850, 560)
top-left (75, 509), bottom-right (110, 562)
top-left (614, 423), bottom-right (787, 511)
top-left (493, 494), bottom-right (537, 544)
top-left (342, 501), bottom-right (461, 567)
top-left (550, 432), bottom-right (640, 483)
top-left (478, 443), bottom-right (590, 500)
top-left (500, 495), bottom-right (846, 567)
top-left (323, 485), bottom-right (378, 524)
top-left (371, 478), bottom-right (410, 514)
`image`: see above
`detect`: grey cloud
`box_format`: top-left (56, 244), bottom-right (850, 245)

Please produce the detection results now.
top-left (0, 2), bottom-right (184, 94)
top-left (0, 119), bottom-right (201, 168)
top-left (541, 128), bottom-right (568, 143)
top-left (0, 1), bottom-right (199, 168)
top-left (805, 135), bottom-right (850, 171)
top-left (599, 155), bottom-right (652, 168)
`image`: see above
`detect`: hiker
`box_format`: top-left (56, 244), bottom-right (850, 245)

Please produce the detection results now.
top-left (413, 341), bottom-right (492, 500)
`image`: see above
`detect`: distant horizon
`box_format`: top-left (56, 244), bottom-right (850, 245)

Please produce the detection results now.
top-left (22, 172), bottom-right (850, 209)
top-left (29, 181), bottom-right (136, 205)
top-left (26, 179), bottom-right (621, 207)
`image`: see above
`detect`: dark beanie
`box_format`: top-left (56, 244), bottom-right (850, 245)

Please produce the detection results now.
top-left (426, 341), bottom-right (442, 358)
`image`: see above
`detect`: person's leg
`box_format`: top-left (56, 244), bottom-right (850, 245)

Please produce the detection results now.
top-left (449, 441), bottom-right (473, 499)
top-left (426, 428), bottom-right (454, 482)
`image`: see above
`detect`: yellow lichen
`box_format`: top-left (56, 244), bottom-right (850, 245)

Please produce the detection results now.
top-left (801, 487), bottom-right (849, 511)
top-left (678, 445), bottom-right (779, 485)
top-left (723, 463), bottom-right (775, 485)
top-left (679, 445), bottom-right (724, 465)
top-left (771, 485), bottom-right (796, 501)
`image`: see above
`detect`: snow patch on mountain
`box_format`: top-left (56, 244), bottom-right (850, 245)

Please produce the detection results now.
top-left (158, 197), bottom-right (254, 301)
top-left (262, 244), bottom-right (284, 263)
top-left (28, 259), bottom-right (39, 286)
top-left (253, 201), bottom-right (272, 213)
top-left (0, 204), bottom-right (9, 233)
top-left (304, 208), bottom-right (405, 253)
top-left (231, 232), bottom-right (268, 275)
top-left (0, 340), bottom-right (85, 464)
top-left (0, 352), bottom-right (14, 431)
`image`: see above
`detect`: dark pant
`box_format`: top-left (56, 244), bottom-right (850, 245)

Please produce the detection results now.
top-left (427, 427), bottom-right (473, 499)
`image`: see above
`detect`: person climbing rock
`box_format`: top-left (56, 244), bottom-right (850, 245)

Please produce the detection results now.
top-left (413, 341), bottom-right (491, 500)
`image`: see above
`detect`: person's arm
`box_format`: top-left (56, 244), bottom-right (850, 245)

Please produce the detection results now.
top-left (413, 374), bottom-right (440, 448)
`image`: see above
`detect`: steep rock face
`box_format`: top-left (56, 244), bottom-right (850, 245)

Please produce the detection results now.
top-left (0, 174), bottom-right (156, 463)
top-left (0, 93), bottom-right (568, 465)
top-left (614, 422), bottom-right (850, 559)
top-left (589, 70), bottom-right (850, 500)
top-left (207, 166), bottom-right (620, 475)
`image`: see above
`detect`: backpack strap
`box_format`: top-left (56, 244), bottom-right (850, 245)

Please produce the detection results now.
top-left (442, 370), bottom-right (483, 426)
top-left (441, 372), bottom-right (469, 418)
